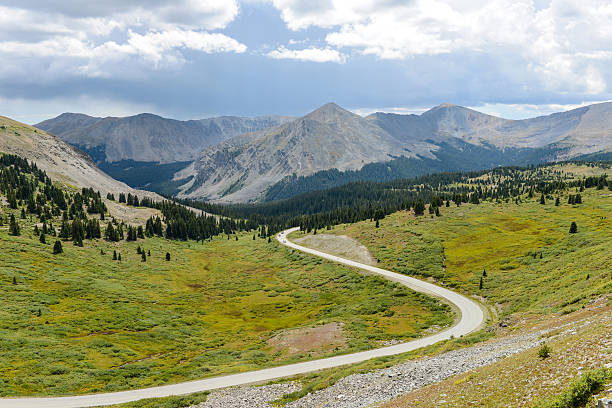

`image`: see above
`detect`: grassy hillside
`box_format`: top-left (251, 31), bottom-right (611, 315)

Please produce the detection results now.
top-left (323, 164), bottom-right (611, 316)
top-left (0, 209), bottom-right (451, 396)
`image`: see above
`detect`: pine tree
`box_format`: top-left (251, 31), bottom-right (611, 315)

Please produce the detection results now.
top-left (137, 245), bottom-right (142, 254)
top-left (113, 250), bottom-right (117, 260)
top-left (539, 194), bottom-right (545, 205)
top-left (435, 207), bottom-right (441, 217)
top-left (141, 251), bottom-right (146, 262)
top-left (483, 269), bottom-right (487, 277)
top-left (39, 233), bottom-right (46, 244)
top-left (569, 222), bottom-right (578, 234)
top-left (37, 308), bottom-right (42, 317)
top-left (375, 219), bottom-right (380, 228)
top-left (20, 207), bottom-right (26, 219)
top-left (166, 252), bottom-right (171, 261)
top-left (118, 253), bottom-right (122, 261)
top-left (575, 194), bottom-right (582, 204)
top-left (555, 197), bottom-right (560, 206)
top-left (9, 214), bottom-right (20, 236)
top-left (53, 240), bottom-right (63, 254)
top-left (12, 276), bottom-right (17, 285)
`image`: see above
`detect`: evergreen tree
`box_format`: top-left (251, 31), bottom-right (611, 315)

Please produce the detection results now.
top-left (118, 253), bottom-right (122, 261)
top-left (166, 252), bottom-right (171, 261)
top-left (375, 219), bottom-right (380, 228)
top-left (479, 276), bottom-right (483, 290)
top-left (53, 240), bottom-right (63, 254)
top-left (113, 250), bottom-right (117, 260)
top-left (39, 232), bottom-right (46, 244)
top-left (12, 276), bottom-right (16, 285)
top-left (539, 194), bottom-right (545, 204)
top-left (9, 214), bottom-right (20, 236)
top-left (569, 222), bottom-right (578, 234)
top-left (34, 225), bottom-right (40, 235)
top-left (141, 251), bottom-right (146, 262)
top-left (137, 245), bottom-right (142, 254)
top-left (574, 194), bottom-right (582, 204)
top-left (555, 197), bottom-right (560, 206)
top-left (483, 269), bottom-right (487, 277)
top-left (435, 207), bottom-right (441, 217)
top-left (414, 200), bottom-right (425, 216)
top-left (20, 207), bottom-right (26, 219)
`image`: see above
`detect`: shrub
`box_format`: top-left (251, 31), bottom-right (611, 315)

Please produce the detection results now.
top-left (538, 343), bottom-right (552, 359)
top-left (534, 367), bottom-right (611, 408)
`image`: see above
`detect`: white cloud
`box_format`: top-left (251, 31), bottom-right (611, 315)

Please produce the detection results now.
top-left (0, 1), bottom-right (244, 80)
top-left (270, 0), bottom-right (612, 95)
top-left (267, 46), bottom-right (346, 63)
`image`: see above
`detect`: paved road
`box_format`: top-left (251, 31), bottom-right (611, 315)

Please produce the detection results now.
top-left (1, 227), bottom-right (484, 408)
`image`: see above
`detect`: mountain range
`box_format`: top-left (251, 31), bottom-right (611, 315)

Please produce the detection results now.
top-left (35, 102), bottom-right (612, 203)
top-left (36, 113), bottom-right (293, 163)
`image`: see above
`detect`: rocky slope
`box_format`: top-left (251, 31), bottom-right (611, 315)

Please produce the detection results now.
top-left (36, 113), bottom-right (293, 163)
top-left (0, 115), bottom-right (159, 199)
top-left (179, 103), bottom-right (436, 202)
top-left (367, 102), bottom-right (612, 155)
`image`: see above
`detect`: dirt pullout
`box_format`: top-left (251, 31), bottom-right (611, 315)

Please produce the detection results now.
top-left (293, 234), bottom-right (377, 266)
top-left (105, 200), bottom-right (160, 226)
top-left (268, 322), bottom-right (346, 356)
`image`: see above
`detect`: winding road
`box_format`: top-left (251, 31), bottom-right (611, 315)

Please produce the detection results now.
top-left (2, 227), bottom-right (484, 408)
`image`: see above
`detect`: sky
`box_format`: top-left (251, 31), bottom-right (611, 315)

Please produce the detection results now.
top-left (1, 0), bottom-right (612, 124)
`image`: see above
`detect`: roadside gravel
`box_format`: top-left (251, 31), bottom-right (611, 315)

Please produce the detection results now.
top-left (191, 326), bottom-right (557, 408)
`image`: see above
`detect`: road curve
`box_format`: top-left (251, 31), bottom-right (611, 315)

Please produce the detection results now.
top-left (1, 227), bottom-right (484, 408)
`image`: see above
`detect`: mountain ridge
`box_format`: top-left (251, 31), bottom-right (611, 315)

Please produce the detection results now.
top-left (36, 112), bottom-right (294, 163)
top-left (178, 101), bottom-right (612, 202)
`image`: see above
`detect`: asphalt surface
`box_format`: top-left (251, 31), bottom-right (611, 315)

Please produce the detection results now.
top-left (1, 227), bottom-right (484, 408)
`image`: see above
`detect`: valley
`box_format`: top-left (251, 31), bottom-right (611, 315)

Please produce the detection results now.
top-left (4, 3), bottom-right (612, 406)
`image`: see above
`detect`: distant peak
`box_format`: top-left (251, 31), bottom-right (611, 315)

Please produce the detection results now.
top-left (305, 102), bottom-right (353, 118)
top-left (438, 102), bottom-right (456, 108)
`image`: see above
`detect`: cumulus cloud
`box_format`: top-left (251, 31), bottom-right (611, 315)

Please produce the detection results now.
top-left (267, 46), bottom-right (346, 63)
top-left (0, 1), bottom-right (245, 80)
top-left (270, 0), bottom-right (612, 95)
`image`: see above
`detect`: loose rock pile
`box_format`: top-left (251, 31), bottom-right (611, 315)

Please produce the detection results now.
top-left (192, 328), bottom-right (554, 408)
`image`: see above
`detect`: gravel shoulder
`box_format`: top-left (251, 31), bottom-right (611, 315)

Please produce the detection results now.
top-left (192, 298), bottom-right (610, 408)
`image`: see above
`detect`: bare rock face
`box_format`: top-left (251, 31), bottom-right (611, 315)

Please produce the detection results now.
top-left (180, 103), bottom-right (417, 202)
top-left (36, 113), bottom-right (293, 163)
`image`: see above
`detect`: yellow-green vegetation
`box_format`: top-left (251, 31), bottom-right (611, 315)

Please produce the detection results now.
top-left (327, 171), bottom-right (611, 317)
top-left (105, 391), bottom-right (209, 408)
top-left (380, 300), bottom-right (611, 407)
top-left (0, 211), bottom-right (452, 396)
top-left (534, 367), bottom-right (611, 408)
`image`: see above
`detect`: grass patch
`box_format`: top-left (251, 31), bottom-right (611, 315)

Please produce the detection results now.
top-left (327, 179), bottom-right (611, 317)
top-left (0, 211), bottom-right (452, 396)
top-left (104, 391), bottom-right (209, 408)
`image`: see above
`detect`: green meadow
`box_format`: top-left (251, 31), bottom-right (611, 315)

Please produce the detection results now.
top-left (329, 167), bottom-right (611, 317)
top-left (0, 214), bottom-right (451, 396)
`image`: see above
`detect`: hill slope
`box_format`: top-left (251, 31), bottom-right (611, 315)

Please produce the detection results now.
top-left (0, 115), bottom-right (157, 198)
top-left (36, 113), bottom-right (293, 163)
